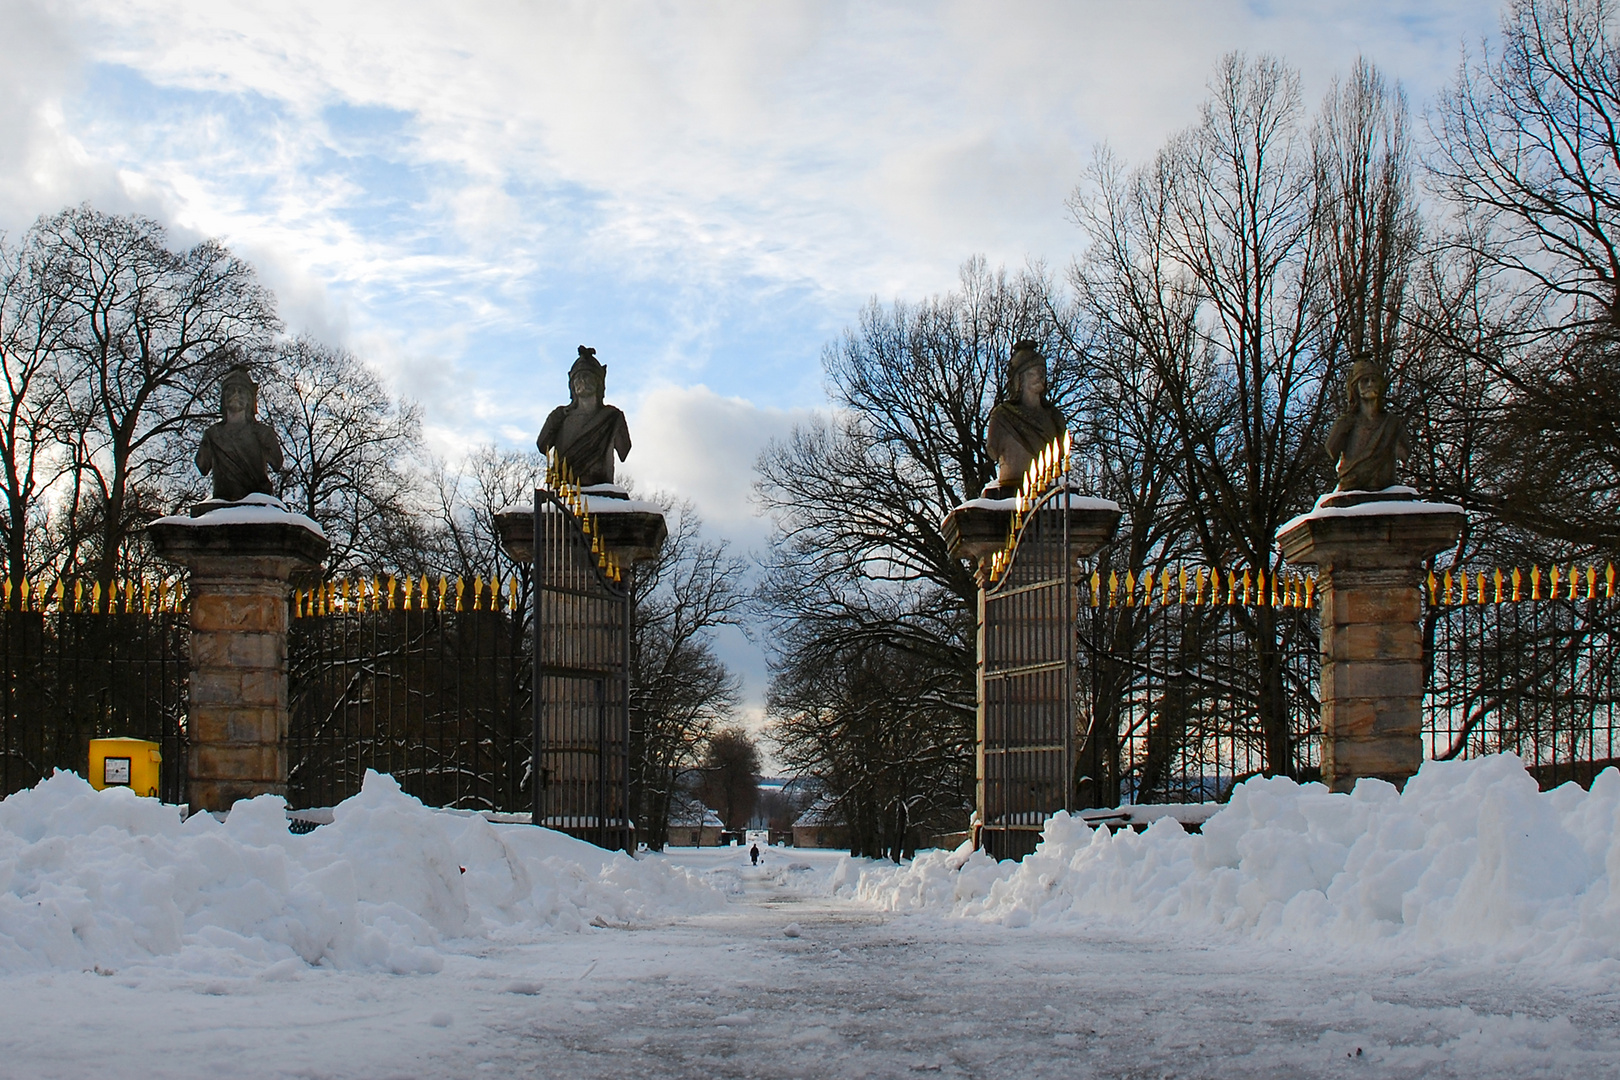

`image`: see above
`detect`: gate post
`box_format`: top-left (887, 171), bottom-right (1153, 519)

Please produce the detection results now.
top-left (1277, 498), bottom-right (1462, 792)
top-left (149, 498), bottom-right (328, 813)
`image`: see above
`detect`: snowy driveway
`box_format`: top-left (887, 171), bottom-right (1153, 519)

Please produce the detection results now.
top-left (7, 844), bottom-right (1619, 1080)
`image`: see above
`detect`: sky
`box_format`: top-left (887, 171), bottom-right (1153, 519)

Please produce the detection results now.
top-left (0, 0), bottom-right (1506, 725)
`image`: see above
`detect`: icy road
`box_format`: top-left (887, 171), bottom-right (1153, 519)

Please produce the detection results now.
top-left (8, 843), bottom-right (1620, 1080)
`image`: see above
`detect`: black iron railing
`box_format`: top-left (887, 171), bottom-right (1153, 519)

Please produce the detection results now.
top-left (0, 579), bottom-right (188, 803)
top-left (1424, 564), bottom-right (1620, 788)
top-left (983, 465), bottom-right (1620, 833)
top-left (287, 575), bottom-right (531, 811)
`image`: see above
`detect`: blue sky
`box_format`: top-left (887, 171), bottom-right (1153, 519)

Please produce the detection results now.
top-left (0, 0), bottom-right (1505, 722)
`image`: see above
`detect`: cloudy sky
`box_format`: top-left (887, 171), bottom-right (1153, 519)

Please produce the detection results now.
top-left (0, 0), bottom-right (1504, 720)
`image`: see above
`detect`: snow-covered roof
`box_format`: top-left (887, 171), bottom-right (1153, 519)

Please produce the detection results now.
top-left (793, 797), bottom-right (841, 829)
top-left (666, 795), bottom-right (723, 829)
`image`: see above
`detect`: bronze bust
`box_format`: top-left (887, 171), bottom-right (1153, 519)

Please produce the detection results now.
top-left (1325, 356), bottom-right (1409, 492)
top-left (536, 346), bottom-right (632, 488)
top-left (196, 366), bottom-right (283, 502)
top-left (984, 341), bottom-right (1066, 498)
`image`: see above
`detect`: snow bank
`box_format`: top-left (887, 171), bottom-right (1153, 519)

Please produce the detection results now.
top-left (840, 754), bottom-right (1620, 963)
top-left (0, 770), bottom-right (722, 975)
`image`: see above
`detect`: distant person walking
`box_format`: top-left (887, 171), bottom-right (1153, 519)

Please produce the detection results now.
top-left (749, 844), bottom-right (760, 866)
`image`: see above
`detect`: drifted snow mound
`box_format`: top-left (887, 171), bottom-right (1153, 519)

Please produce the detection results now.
top-left (839, 754), bottom-right (1620, 962)
top-left (0, 769), bottom-right (722, 975)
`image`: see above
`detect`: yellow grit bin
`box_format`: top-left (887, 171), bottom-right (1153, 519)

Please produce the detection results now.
top-left (89, 737), bottom-right (162, 797)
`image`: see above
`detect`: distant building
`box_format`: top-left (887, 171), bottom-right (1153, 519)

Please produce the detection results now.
top-left (791, 797), bottom-right (848, 849)
top-left (754, 776), bottom-right (815, 845)
top-left (666, 795), bottom-right (724, 847)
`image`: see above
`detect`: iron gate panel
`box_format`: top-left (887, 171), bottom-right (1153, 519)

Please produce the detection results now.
top-left (532, 489), bottom-right (633, 850)
top-left (981, 487), bottom-right (1077, 861)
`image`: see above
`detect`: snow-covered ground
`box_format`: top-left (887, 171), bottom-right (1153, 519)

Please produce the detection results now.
top-left (4, 758), bottom-right (1620, 1078)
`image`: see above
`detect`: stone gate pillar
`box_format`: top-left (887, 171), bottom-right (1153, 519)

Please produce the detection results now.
top-left (1276, 496), bottom-right (1463, 792)
top-left (149, 496), bottom-right (328, 813)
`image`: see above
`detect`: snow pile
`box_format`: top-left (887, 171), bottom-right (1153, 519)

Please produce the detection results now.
top-left (840, 754), bottom-right (1620, 963)
top-left (0, 770), bottom-right (722, 975)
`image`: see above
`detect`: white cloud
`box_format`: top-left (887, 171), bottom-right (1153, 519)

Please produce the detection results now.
top-left (39, 0), bottom-right (1503, 317)
top-left (623, 384), bottom-right (816, 555)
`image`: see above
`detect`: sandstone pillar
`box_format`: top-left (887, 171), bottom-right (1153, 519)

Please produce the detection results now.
top-left (1276, 499), bottom-right (1463, 792)
top-left (148, 498), bottom-right (328, 813)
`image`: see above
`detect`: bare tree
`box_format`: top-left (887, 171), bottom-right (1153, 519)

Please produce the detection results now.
top-left (755, 261), bottom-right (1069, 842)
top-left (1066, 148), bottom-right (1212, 801)
top-left (1318, 60), bottom-right (1424, 373)
top-left (427, 443), bottom-right (542, 585)
top-left (1067, 55), bottom-right (1424, 780)
top-left (629, 497), bottom-right (747, 849)
top-left (1432, 0), bottom-right (1620, 557)
top-left (767, 610), bottom-right (973, 861)
top-left (0, 229), bottom-right (70, 586)
top-left (36, 207), bottom-right (277, 586)
top-left (695, 726), bottom-right (760, 833)
top-left (261, 337), bottom-right (428, 576)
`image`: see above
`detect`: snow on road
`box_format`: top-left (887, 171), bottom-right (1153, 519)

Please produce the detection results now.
top-left (5, 760), bottom-right (1620, 1078)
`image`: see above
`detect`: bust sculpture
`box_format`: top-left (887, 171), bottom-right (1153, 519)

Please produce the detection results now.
top-left (984, 341), bottom-right (1066, 498)
top-left (1325, 356), bottom-right (1409, 492)
top-left (536, 346), bottom-right (632, 488)
top-left (196, 366), bottom-right (283, 502)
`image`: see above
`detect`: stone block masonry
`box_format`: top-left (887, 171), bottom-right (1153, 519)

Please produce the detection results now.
top-left (148, 507), bottom-right (328, 814)
top-left (1276, 502), bottom-right (1464, 793)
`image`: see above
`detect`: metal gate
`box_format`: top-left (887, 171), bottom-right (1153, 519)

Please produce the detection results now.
top-left (980, 482), bottom-right (1079, 861)
top-left (532, 484), bottom-right (633, 850)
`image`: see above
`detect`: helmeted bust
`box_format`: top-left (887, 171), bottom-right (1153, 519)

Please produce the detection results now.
top-left (196, 366), bottom-right (283, 501)
top-left (1325, 355), bottom-right (1410, 492)
top-left (984, 340), bottom-right (1066, 498)
top-left (536, 346), bottom-right (632, 487)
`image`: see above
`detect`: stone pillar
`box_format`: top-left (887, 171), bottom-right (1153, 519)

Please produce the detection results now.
top-left (149, 502), bottom-right (328, 813)
top-left (1276, 501), bottom-right (1463, 792)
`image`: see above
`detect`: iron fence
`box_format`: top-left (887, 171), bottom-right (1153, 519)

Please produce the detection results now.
top-left (1079, 565), bottom-right (1321, 809)
top-left (286, 574), bottom-right (531, 812)
top-left (1425, 564), bottom-right (1620, 788)
top-left (0, 579), bottom-right (188, 803)
top-left (982, 466), bottom-right (1620, 857)
top-left (4, 541), bottom-right (1616, 847)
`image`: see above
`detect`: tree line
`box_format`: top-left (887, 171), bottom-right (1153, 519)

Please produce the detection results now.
top-left (758, 0), bottom-right (1620, 857)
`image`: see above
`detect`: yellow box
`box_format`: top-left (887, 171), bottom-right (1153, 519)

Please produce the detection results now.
top-left (89, 738), bottom-right (162, 798)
